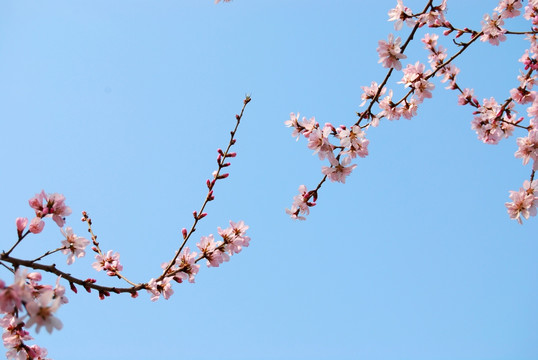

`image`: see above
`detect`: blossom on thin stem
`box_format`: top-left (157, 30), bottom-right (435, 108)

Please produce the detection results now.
top-left (60, 227), bottom-right (90, 265)
top-left (321, 156), bottom-right (357, 184)
top-left (92, 250), bottom-right (123, 276)
top-left (197, 234), bottom-right (228, 268)
top-left (146, 277), bottom-right (173, 302)
top-left (481, 12), bottom-right (507, 46)
top-left (286, 185), bottom-right (316, 220)
top-left (28, 190), bottom-right (71, 228)
top-left (377, 34), bottom-right (407, 71)
top-left (24, 290), bottom-right (63, 334)
top-left (495, 0), bottom-right (523, 19)
top-left (505, 179), bottom-right (538, 223)
top-left (388, 0), bottom-right (414, 31)
top-left (514, 129), bottom-right (538, 166)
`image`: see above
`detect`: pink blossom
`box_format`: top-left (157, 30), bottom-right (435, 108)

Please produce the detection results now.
top-left (0, 285), bottom-right (23, 314)
top-left (337, 125), bottom-right (370, 158)
top-left (321, 156), bottom-right (357, 184)
top-left (60, 227), bottom-right (90, 265)
top-left (510, 87), bottom-right (535, 104)
top-left (53, 277), bottom-right (68, 305)
top-left (300, 116), bottom-right (318, 138)
top-left (399, 61), bottom-right (434, 102)
top-left (377, 34), bottom-right (407, 70)
top-left (360, 81), bottom-right (386, 107)
top-left (175, 247), bottom-right (199, 283)
top-left (26, 345), bottom-right (49, 360)
top-left (471, 97), bottom-right (509, 144)
top-left (514, 129), bottom-right (538, 165)
top-left (28, 217), bottom-right (45, 234)
top-left (387, 0), bottom-right (414, 30)
top-left (286, 185), bottom-right (316, 220)
top-left (421, 33), bottom-right (438, 50)
top-left (458, 88), bottom-right (477, 106)
top-left (378, 90), bottom-right (401, 121)
top-left (218, 222), bottom-right (250, 255)
top-left (480, 13), bottom-right (507, 46)
top-left (222, 220), bottom-right (251, 253)
top-left (285, 113), bottom-right (301, 140)
top-left (197, 234), bottom-right (228, 268)
top-left (25, 290), bottom-right (63, 333)
top-left (15, 218), bottom-right (27, 238)
top-left (438, 65), bottom-right (459, 89)
top-left (307, 127), bottom-right (334, 160)
top-left (93, 250), bottom-right (123, 276)
top-left (524, 0), bottom-right (538, 24)
top-left (418, 0), bottom-right (447, 27)
top-left (519, 50), bottom-right (538, 71)
top-left (146, 277), bottom-right (173, 302)
top-left (28, 191), bottom-right (71, 228)
top-left (505, 180), bottom-right (538, 224)
top-left (495, 0), bottom-right (523, 18)
top-left (400, 98), bottom-right (419, 120)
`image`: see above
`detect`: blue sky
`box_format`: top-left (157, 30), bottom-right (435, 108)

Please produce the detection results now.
top-left (0, 1), bottom-right (536, 359)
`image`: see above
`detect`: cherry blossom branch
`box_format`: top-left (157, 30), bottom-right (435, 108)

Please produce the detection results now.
top-left (286, 0), bottom-right (538, 223)
top-left (0, 254), bottom-right (144, 296)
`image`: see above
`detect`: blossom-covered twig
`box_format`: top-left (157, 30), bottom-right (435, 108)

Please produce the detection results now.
top-left (286, 0), bottom-right (538, 224)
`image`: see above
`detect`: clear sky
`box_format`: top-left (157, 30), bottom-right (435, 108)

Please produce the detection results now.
top-left (0, 1), bottom-right (536, 359)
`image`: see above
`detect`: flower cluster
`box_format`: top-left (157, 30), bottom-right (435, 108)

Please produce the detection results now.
top-left (505, 180), bottom-right (538, 223)
top-left (0, 269), bottom-right (65, 359)
top-left (93, 250), bottom-right (123, 276)
top-left (146, 221), bottom-right (250, 301)
top-left (285, 113), bottom-right (369, 219)
top-left (27, 191), bottom-right (72, 234)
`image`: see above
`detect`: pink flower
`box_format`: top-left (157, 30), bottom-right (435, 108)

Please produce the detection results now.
top-left (286, 185), bottom-right (316, 220)
top-left (505, 180), bottom-right (538, 224)
top-left (284, 112), bottom-right (304, 140)
top-left (197, 234), bottom-right (228, 268)
top-left (28, 190), bottom-right (71, 228)
top-left (93, 250), bottom-right (123, 276)
top-left (495, 0), bottom-right (523, 18)
top-left (377, 34), bottom-right (407, 70)
top-left (60, 227), bottom-right (90, 265)
top-left (28, 217), bottom-right (45, 234)
top-left (400, 98), bottom-right (419, 120)
top-left (471, 97), bottom-right (510, 144)
top-left (337, 125), bottom-right (370, 158)
top-left (510, 87), bottom-right (535, 104)
top-left (387, 0), bottom-right (414, 30)
top-left (146, 277), bottom-right (173, 302)
top-left (25, 290), bottom-right (63, 333)
top-left (15, 218), bottom-right (27, 237)
top-left (399, 62), bottom-right (434, 103)
top-left (418, 0), bottom-right (447, 26)
top-left (480, 13), bottom-right (507, 46)
top-left (0, 282), bottom-right (24, 314)
top-left (458, 88), bottom-right (477, 106)
top-left (307, 126), bottom-right (334, 160)
top-left (378, 90), bottom-right (402, 121)
top-left (321, 156), bottom-right (357, 184)
top-left (514, 129), bottom-right (538, 165)
top-left (218, 220), bottom-right (251, 254)
top-left (360, 81), bottom-right (386, 107)
top-left (175, 247), bottom-right (199, 283)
